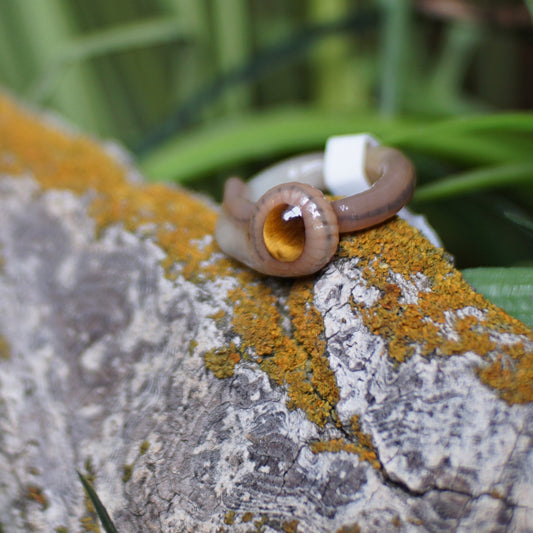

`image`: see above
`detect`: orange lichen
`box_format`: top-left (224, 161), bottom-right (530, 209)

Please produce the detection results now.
top-left (0, 93), bottom-right (217, 282)
top-left (283, 519), bottom-right (300, 533)
top-left (310, 415), bottom-right (381, 469)
top-left (476, 351), bottom-right (533, 404)
top-left (0, 335), bottom-right (10, 360)
top-left (224, 510), bottom-right (235, 525)
top-left (230, 279), bottom-right (339, 427)
top-left (204, 344), bottom-right (241, 379)
top-left (336, 524), bottom-right (361, 533)
top-left (288, 281), bottom-right (339, 410)
top-left (27, 485), bottom-right (48, 509)
top-left (339, 218), bottom-right (533, 402)
top-left (0, 93), bottom-right (340, 426)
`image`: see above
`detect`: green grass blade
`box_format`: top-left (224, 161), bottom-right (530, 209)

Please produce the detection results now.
top-left (139, 108), bottom-right (533, 184)
top-left (13, 0), bottom-right (112, 134)
top-left (387, 113), bottom-right (533, 164)
top-left (139, 108), bottom-right (424, 182)
top-left (525, 0), bottom-right (533, 19)
top-left (30, 17), bottom-right (193, 103)
top-left (461, 267), bottom-right (533, 329)
top-left (414, 162), bottom-right (533, 203)
top-left (387, 113), bottom-right (533, 143)
top-left (77, 471), bottom-right (119, 533)
top-left (60, 18), bottom-right (193, 62)
top-left (212, 0), bottom-right (252, 112)
top-left (379, 0), bottom-right (411, 115)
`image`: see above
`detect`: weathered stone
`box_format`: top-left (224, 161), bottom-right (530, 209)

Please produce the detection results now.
top-left (0, 92), bottom-right (532, 532)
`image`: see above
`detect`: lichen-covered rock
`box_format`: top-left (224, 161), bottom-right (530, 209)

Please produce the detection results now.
top-left (0, 92), bottom-right (532, 533)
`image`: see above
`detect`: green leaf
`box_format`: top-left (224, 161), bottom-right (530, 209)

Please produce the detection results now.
top-left (58, 18), bottom-right (193, 63)
top-left (139, 109), bottom-right (533, 184)
top-left (414, 162), bottom-right (533, 203)
top-left (461, 267), bottom-right (533, 329)
top-left (77, 471), bottom-right (119, 533)
top-left (139, 108), bottom-right (424, 183)
top-left (29, 17), bottom-right (194, 103)
top-left (526, 0), bottom-right (533, 19)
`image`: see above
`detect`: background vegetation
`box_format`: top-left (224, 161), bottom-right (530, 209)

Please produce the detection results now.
top-left (0, 0), bottom-right (532, 325)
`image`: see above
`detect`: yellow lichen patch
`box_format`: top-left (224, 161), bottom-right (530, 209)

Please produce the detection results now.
top-left (283, 519), bottom-right (300, 533)
top-left (336, 523), bottom-right (361, 533)
top-left (229, 278), bottom-right (339, 427)
top-left (204, 344), bottom-right (241, 379)
top-left (0, 93), bottom-right (218, 282)
top-left (311, 439), bottom-right (380, 469)
top-left (288, 280), bottom-right (339, 410)
top-left (122, 464), bottom-right (133, 483)
top-left (139, 441), bottom-right (150, 455)
top-left (27, 485), bottom-right (48, 509)
top-left (224, 510), bottom-right (235, 525)
top-left (476, 350), bottom-right (533, 404)
top-left (0, 92), bottom-right (339, 427)
top-left (310, 415), bottom-right (381, 469)
top-left (0, 335), bottom-right (10, 360)
top-left (339, 217), bottom-right (533, 403)
top-left (209, 309), bottom-right (226, 321)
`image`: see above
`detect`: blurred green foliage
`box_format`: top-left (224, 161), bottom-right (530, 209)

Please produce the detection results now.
top-left (0, 0), bottom-right (532, 323)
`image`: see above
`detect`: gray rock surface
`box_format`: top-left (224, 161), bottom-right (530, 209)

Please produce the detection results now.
top-left (0, 97), bottom-right (532, 533)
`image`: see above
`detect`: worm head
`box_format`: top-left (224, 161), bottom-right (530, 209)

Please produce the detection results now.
top-left (247, 182), bottom-right (339, 277)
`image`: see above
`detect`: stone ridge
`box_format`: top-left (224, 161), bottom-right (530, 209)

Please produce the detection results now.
top-left (1, 92), bottom-right (533, 531)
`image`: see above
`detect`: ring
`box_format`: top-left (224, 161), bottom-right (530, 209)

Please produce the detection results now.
top-left (215, 134), bottom-right (416, 277)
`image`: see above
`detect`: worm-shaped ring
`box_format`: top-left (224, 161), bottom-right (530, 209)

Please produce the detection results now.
top-left (215, 144), bottom-right (415, 277)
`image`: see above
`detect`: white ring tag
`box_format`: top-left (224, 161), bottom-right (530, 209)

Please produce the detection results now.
top-left (324, 134), bottom-right (380, 196)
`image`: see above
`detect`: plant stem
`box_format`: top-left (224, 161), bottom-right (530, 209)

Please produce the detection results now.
top-left (379, 0), bottom-right (410, 116)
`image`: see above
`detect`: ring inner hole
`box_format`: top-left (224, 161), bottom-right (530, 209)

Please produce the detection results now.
top-left (263, 204), bottom-right (305, 262)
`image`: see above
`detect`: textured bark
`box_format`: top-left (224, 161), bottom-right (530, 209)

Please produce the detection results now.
top-left (0, 93), bottom-right (532, 533)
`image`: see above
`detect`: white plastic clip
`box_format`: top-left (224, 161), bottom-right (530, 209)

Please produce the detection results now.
top-left (324, 133), bottom-right (380, 196)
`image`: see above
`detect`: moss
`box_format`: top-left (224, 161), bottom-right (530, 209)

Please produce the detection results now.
top-left (188, 338), bottom-right (198, 357)
top-left (54, 528), bottom-right (69, 533)
top-left (310, 414), bottom-right (383, 470)
top-left (241, 511), bottom-right (254, 523)
top-left (0, 94), bottom-right (217, 284)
